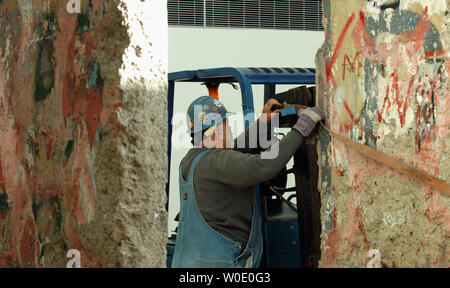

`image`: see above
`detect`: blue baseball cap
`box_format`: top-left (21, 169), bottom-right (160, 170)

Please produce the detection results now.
top-left (187, 96), bottom-right (235, 134)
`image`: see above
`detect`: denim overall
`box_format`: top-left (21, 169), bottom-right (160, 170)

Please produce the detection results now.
top-left (171, 150), bottom-right (263, 268)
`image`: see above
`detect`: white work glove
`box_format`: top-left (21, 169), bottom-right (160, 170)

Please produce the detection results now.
top-left (292, 107), bottom-right (324, 137)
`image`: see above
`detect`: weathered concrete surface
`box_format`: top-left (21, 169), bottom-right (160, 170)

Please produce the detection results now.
top-left (0, 0), bottom-right (168, 267)
top-left (316, 0), bottom-right (449, 267)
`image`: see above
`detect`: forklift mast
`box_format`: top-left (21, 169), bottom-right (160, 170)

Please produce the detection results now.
top-left (166, 67), bottom-right (321, 268)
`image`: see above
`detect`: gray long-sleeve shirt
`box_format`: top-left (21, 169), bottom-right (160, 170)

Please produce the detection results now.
top-left (181, 120), bottom-right (304, 251)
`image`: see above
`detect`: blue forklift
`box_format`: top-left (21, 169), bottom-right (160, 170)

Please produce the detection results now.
top-left (166, 67), bottom-right (321, 268)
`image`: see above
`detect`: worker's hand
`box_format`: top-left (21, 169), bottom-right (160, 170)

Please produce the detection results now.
top-left (293, 107), bottom-right (324, 137)
top-left (260, 99), bottom-right (282, 124)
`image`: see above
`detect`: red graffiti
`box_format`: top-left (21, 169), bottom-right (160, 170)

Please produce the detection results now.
top-left (321, 5), bottom-right (448, 267)
top-left (62, 37), bottom-right (104, 149)
top-left (342, 52), bottom-right (363, 80)
top-left (113, 102), bottom-right (124, 109)
top-left (326, 13), bottom-right (356, 88)
top-left (352, 9), bottom-right (432, 67)
top-left (425, 50), bottom-right (446, 58)
top-left (343, 100), bottom-right (355, 123)
top-left (351, 8), bottom-right (433, 128)
top-left (378, 69), bottom-right (403, 125)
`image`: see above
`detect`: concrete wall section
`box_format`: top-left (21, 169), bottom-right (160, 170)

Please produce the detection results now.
top-left (316, 0), bottom-right (449, 267)
top-left (0, 0), bottom-right (167, 267)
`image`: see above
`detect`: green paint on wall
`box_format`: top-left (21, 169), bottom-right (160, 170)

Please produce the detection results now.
top-left (37, 13), bottom-right (57, 38)
top-left (64, 140), bottom-right (74, 160)
top-left (87, 59), bottom-right (103, 88)
top-left (34, 13), bottom-right (57, 102)
top-left (77, 12), bottom-right (90, 38)
top-left (97, 126), bottom-right (104, 143)
top-left (32, 201), bottom-right (43, 222)
top-left (0, 191), bottom-right (9, 213)
top-left (77, 0), bottom-right (92, 38)
top-left (40, 243), bottom-right (45, 259)
top-left (54, 198), bottom-right (62, 232)
top-left (33, 39), bottom-right (55, 102)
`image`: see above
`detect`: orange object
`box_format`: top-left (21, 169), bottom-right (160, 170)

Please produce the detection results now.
top-left (208, 87), bottom-right (219, 100)
top-left (184, 193), bottom-right (188, 200)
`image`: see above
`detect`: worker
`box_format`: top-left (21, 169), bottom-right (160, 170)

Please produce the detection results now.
top-left (171, 96), bottom-right (324, 268)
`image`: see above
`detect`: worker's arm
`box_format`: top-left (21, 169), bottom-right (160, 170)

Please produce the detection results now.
top-left (197, 106), bottom-right (324, 189)
top-left (199, 129), bottom-right (304, 189)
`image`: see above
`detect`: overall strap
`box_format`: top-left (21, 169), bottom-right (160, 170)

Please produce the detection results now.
top-left (187, 150), bottom-right (211, 183)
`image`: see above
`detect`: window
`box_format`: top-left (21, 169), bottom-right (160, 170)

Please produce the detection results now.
top-left (168, 0), bottom-right (323, 31)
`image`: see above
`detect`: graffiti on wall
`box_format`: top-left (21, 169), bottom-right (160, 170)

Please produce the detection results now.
top-left (318, 0), bottom-right (449, 267)
top-left (0, 1), bottom-right (122, 267)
